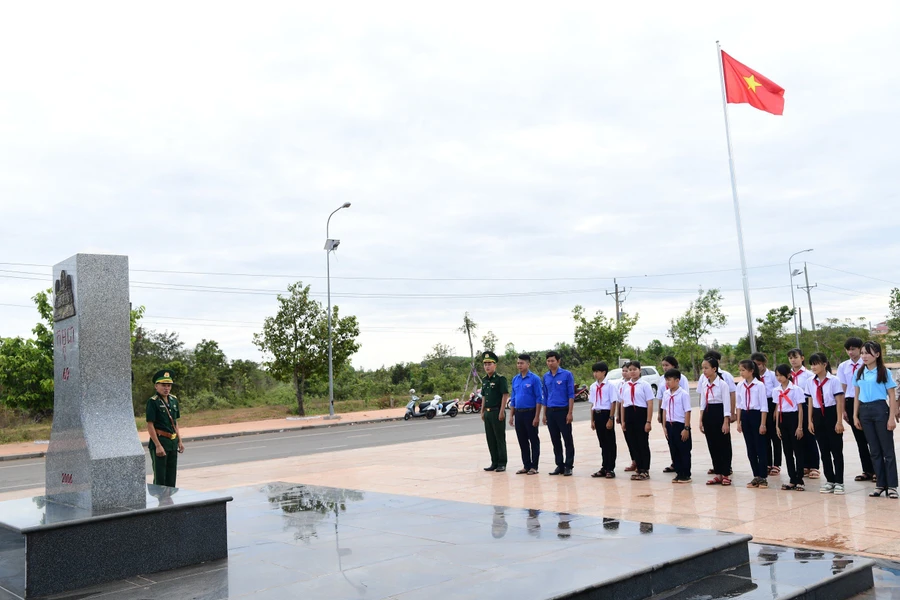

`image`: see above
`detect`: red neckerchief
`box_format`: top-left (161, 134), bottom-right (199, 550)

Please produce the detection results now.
top-left (778, 387), bottom-right (794, 422)
top-left (628, 381), bottom-right (637, 404)
top-left (595, 382), bottom-right (605, 406)
top-left (814, 377), bottom-right (828, 416)
top-left (743, 381), bottom-right (755, 410)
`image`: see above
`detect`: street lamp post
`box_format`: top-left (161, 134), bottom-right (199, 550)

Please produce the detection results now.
top-left (788, 248), bottom-right (813, 348)
top-left (325, 202), bottom-right (352, 419)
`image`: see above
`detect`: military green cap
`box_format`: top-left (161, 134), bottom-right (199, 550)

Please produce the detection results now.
top-left (153, 370), bottom-right (174, 384)
top-left (481, 351), bottom-right (499, 364)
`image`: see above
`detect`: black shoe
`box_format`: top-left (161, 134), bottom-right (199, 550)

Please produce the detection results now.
top-left (495, 466), bottom-right (506, 472)
top-left (484, 465), bottom-right (497, 471)
top-left (563, 468), bottom-right (573, 476)
top-left (549, 467), bottom-right (564, 476)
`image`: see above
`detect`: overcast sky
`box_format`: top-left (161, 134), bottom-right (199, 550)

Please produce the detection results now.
top-left (2, 2), bottom-right (898, 370)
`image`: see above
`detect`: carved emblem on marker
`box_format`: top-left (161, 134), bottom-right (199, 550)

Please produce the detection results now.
top-left (54, 270), bottom-right (76, 321)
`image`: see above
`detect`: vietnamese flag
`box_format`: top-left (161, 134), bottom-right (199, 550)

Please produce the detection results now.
top-left (721, 51), bottom-right (785, 115)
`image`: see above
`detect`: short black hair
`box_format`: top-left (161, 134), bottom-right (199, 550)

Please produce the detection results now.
top-left (705, 350), bottom-right (722, 361)
top-left (664, 368), bottom-right (682, 381)
top-left (787, 347), bottom-right (804, 358)
top-left (750, 352), bottom-right (767, 364)
top-left (518, 353), bottom-right (531, 362)
top-left (661, 356), bottom-right (678, 368)
top-left (844, 337), bottom-right (863, 350)
top-left (545, 351), bottom-right (561, 361)
top-left (628, 360), bottom-right (642, 370)
top-left (592, 361), bottom-right (609, 373)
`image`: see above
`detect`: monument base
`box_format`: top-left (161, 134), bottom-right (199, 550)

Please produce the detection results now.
top-left (0, 485), bottom-right (231, 598)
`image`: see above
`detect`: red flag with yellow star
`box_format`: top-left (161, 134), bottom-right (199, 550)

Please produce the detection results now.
top-left (721, 51), bottom-right (784, 115)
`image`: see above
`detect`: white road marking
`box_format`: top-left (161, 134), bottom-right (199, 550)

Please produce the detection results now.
top-left (183, 461), bottom-right (216, 467)
top-left (0, 461), bottom-right (44, 470)
top-left (347, 434), bottom-right (371, 439)
top-left (236, 446), bottom-right (267, 451)
top-left (319, 445), bottom-right (348, 450)
top-left (0, 482), bottom-right (42, 491)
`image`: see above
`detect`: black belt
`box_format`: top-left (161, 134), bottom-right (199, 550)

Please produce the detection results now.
top-left (514, 407), bottom-right (535, 412)
top-left (592, 408), bottom-right (611, 413)
top-left (485, 407), bottom-right (500, 412)
top-left (548, 407), bottom-right (568, 412)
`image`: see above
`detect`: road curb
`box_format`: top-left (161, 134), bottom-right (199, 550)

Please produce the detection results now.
top-left (0, 415), bottom-right (407, 462)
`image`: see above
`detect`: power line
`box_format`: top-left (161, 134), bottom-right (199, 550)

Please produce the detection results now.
top-left (807, 262), bottom-right (900, 287)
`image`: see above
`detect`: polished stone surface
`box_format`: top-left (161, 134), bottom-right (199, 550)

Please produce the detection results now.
top-left (1, 483), bottom-right (882, 600)
top-left (0, 485), bottom-right (231, 598)
top-left (46, 254), bottom-right (145, 511)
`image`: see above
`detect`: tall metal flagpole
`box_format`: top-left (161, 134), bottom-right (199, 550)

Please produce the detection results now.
top-left (716, 41), bottom-right (757, 354)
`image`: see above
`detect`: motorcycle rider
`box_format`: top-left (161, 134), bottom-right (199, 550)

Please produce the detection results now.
top-left (481, 351), bottom-right (509, 472)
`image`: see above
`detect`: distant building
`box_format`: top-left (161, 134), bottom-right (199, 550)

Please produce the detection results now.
top-left (872, 321), bottom-right (890, 335)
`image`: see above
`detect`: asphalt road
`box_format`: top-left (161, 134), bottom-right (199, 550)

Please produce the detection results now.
top-left (0, 393), bottom-right (701, 493)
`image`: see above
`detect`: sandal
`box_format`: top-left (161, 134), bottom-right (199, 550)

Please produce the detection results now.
top-left (746, 478), bottom-right (759, 488)
top-left (781, 483), bottom-right (796, 491)
top-left (625, 462), bottom-right (638, 472)
top-left (889, 488), bottom-right (899, 499)
top-left (516, 469), bottom-right (529, 475)
top-left (855, 473), bottom-right (874, 482)
top-left (707, 468), bottom-right (716, 475)
top-left (808, 469), bottom-right (821, 479)
top-left (605, 471), bottom-right (616, 479)
top-left (527, 469), bottom-right (538, 475)
top-left (768, 466), bottom-right (781, 476)
top-left (631, 472), bottom-right (641, 480)
top-left (795, 484), bottom-right (805, 491)
top-left (591, 470), bottom-right (606, 478)
top-left (637, 472), bottom-right (650, 481)
top-left (663, 466), bottom-right (676, 473)
top-left (707, 476), bottom-right (724, 486)
top-left (869, 488), bottom-right (887, 497)
top-left (721, 476), bottom-right (732, 486)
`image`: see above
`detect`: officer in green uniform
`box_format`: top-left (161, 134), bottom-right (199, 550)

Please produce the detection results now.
top-left (481, 351), bottom-right (509, 472)
top-left (146, 370), bottom-right (184, 487)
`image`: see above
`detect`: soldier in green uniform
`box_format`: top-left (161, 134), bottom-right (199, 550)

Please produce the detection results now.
top-left (146, 370), bottom-right (184, 487)
top-left (481, 351), bottom-right (510, 472)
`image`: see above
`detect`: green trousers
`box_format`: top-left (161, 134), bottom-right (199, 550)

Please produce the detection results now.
top-left (150, 437), bottom-right (178, 487)
top-left (484, 410), bottom-right (507, 467)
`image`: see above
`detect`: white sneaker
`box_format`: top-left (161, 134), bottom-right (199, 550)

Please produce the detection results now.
top-left (820, 482), bottom-right (835, 494)
top-left (834, 483), bottom-right (845, 495)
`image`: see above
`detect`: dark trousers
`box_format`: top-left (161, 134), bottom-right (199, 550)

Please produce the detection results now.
top-left (741, 409), bottom-right (768, 479)
top-left (546, 408), bottom-right (574, 469)
top-left (859, 401), bottom-right (898, 488)
top-left (514, 409), bottom-right (540, 470)
top-left (484, 408), bottom-right (507, 467)
top-left (149, 438), bottom-right (178, 487)
top-left (779, 411), bottom-right (805, 485)
top-left (847, 399), bottom-right (875, 475)
top-left (661, 407), bottom-right (675, 466)
top-left (766, 399), bottom-right (782, 468)
top-left (802, 404), bottom-right (820, 470)
top-left (702, 404), bottom-right (732, 476)
top-left (592, 410), bottom-right (617, 472)
top-left (624, 405), bottom-right (651, 472)
top-left (813, 405), bottom-right (844, 484)
top-left (666, 421), bottom-right (692, 479)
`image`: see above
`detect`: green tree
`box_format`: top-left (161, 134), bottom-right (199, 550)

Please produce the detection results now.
top-left (888, 288), bottom-right (900, 333)
top-left (753, 306), bottom-right (794, 362)
top-left (481, 330), bottom-right (498, 352)
top-left (425, 343), bottom-right (455, 368)
top-left (253, 282), bottom-right (360, 416)
top-left (0, 290), bottom-right (54, 413)
top-left (572, 305), bottom-right (638, 364)
top-left (669, 288), bottom-right (726, 379)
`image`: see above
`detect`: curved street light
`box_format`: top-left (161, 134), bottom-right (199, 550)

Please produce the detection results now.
top-left (788, 249), bottom-right (813, 348)
top-left (325, 202), bottom-right (352, 418)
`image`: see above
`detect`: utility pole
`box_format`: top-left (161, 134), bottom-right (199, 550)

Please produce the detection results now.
top-left (606, 279), bottom-right (622, 323)
top-left (797, 262), bottom-right (819, 350)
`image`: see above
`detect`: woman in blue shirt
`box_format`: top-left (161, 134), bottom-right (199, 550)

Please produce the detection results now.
top-left (852, 341), bottom-right (899, 498)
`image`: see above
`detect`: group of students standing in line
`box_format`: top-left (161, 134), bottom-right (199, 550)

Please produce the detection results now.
top-left (497, 339), bottom-right (899, 499)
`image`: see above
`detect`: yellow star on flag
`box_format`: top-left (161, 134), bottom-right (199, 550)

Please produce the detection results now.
top-left (744, 74), bottom-right (762, 93)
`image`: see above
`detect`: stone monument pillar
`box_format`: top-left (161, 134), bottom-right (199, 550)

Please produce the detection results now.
top-left (45, 254), bottom-right (146, 510)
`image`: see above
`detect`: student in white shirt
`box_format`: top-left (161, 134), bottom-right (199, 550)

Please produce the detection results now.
top-left (619, 360), bottom-right (655, 481)
top-left (789, 348), bottom-right (820, 479)
top-left (806, 353), bottom-right (846, 494)
top-left (838, 337), bottom-right (875, 482)
top-left (752, 352), bottom-right (781, 477)
top-left (616, 370), bottom-right (637, 474)
top-left (699, 357), bottom-right (733, 486)
top-left (736, 360), bottom-right (769, 488)
top-left (662, 369), bottom-right (692, 484)
top-left (774, 364), bottom-right (806, 491)
top-left (589, 362), bottom-right (619, 479)
top-left (656, 356), bottom-right (690, 475)
top-left (704, 351), bottom-right (737, 419)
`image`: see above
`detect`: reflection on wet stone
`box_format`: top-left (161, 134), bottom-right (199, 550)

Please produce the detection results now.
top-left (603, 517), bottom-right (620, 531)
top-left (491, 506), bottom-right (508, 539)
top-left (526, 509), bottom-right (541, 537)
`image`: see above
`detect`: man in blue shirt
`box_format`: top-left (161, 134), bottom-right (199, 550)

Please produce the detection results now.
top-left (509, 353), bottom-right (544, 475)
top-left (542, 351), bottom-right (576, 476)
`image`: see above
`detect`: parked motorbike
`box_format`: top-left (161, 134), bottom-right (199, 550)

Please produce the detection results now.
top-left (404, 391), bottom-right (458, 420)
top-left (574, 385), bottom-right (589, 403)
top-left (462, 389), bottom-right (483, 414)
top-left (432, 395), bottom-right (459, 418)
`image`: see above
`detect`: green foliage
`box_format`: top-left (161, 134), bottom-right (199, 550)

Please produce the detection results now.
top-left (669, 288), bottom-right (727, 378)
top-left (481, 331), bottom-right (498, 352)
top-left (572, 305), bottom-right (638, 364)
top-left (0, 290), bottom-right (54, 413)
top-left (889, 288), bottom-right (900, 333)
top-left (253, 282), bottom-right (360, 416)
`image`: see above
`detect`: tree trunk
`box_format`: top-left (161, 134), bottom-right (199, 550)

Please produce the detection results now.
top-left (293, 366), bottom-right (305, 416)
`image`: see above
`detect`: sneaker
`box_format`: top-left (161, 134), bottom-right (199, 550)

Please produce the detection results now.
top-left (757, 479), bottom-right (769, 489)
top-left (834, 483), bottom-right (845, 495)
top-left (820, 482), bottom-right (835, 494)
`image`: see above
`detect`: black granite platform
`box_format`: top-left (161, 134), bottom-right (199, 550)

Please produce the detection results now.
top-left (0, 485), bottom-right (231, 598)
top-left (0, 482), bottom-right (880, 600)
